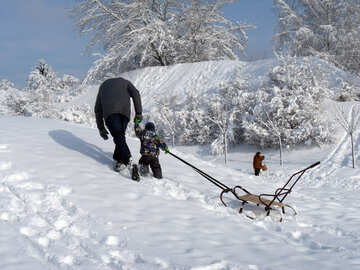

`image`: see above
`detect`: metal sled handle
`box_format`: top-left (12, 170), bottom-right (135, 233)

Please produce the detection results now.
top-left (308, 161), bottom-right (320, 169)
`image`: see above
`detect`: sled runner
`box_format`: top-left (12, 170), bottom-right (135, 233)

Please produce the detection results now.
top-left (168, 151), bottom-right (319, 221)
top-left (220, 161), bottom-right (320, 220)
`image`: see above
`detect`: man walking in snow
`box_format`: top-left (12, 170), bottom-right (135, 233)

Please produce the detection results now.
top-left (94, 77), bottom-right (142, 171)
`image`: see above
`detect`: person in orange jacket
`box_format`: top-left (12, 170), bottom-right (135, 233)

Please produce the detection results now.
top-left (253, 152), bottom-right (265, 176)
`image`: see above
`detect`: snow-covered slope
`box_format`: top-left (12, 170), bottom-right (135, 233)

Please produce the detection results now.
top-left (0, 116), bottom-right (360, 269)
top-left (67, 57), bottom-right (359, 113)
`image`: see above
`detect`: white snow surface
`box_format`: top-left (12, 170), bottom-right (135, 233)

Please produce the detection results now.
top-left (67, 58), bottom-right (360, 112)
top-left (2, 58), bottom-right (360, 269)
top-left (0, 114), bottom-right (360, 270)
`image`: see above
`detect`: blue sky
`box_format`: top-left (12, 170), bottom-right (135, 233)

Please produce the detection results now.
top-left (0, 0), bottom-right (276, 88)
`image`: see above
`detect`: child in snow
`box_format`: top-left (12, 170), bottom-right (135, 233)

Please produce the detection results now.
top-left (134, 121), bottom-right (169, 179)
top-left (253, 152), bottom-right (265, 176)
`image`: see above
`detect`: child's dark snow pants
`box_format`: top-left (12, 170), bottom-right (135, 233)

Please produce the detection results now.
top-left (138, 155), bottom-right (162, 179)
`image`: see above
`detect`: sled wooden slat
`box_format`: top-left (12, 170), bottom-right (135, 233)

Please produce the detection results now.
top-left (239, 194), bottom-right (285, 208)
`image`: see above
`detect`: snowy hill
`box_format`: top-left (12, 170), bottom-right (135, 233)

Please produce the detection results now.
top-left (67, 57), bottom-right (360, 113)
top-left (1, 115), bottom-right (360, 269)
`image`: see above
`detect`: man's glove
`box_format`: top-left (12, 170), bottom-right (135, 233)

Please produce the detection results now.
top-left (164, 146), bottom-right (169, 154)
top-left (99, 129), bottom-right (109, 140)
top-left (134, 114), bottom-right (143, 124)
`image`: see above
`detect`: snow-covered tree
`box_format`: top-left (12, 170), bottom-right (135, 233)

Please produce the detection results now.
top-left (261, 111), bottom-right (284, 167)
top-left (59, 74), bottom-right (80, 90)
top-left (335, 78), bottom-right (360, 102)
top-left (3, 89), bottom-right (32, 116)
top-left (178, 89), bottom-right (211, 145)
top-left (172, 0), bottom-right (252, 63)
top-left (334, 104), bottom-right (360, 168)
top-left (1, 60), bottom-right (81, 118)
top-left (0, 79), bottom-right (15, 90)
top-left (206, 89), bottom-right (238, 164)
top-left (25, 59), bottom-right (70, 106)
top-left (27, 60), bottom-right (53, 102)
top-left (59, 104), bottom-right (95, 126)
top-left (71, 0), bottom-right (253, 84)
top-left (273, 0), bottom-right (360, 73)
top-left (0, 80), bottom-right (27, 116)
top-left (153, 95), bottom-right (182, 147)
top-left (242, 56), bottom-right (333, 147)
top-left (25, 59), bottom-right (81, 111)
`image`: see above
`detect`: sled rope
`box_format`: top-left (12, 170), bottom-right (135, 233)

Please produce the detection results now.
top-left (168, 151), bottom-right (230, 191)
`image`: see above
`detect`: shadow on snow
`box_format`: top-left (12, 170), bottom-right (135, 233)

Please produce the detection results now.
top-left (48, 129), bottom-right (113, 169)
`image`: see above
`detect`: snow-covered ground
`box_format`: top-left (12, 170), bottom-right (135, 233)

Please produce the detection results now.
top-left (1, 57), bottom-right (360, 269)
top-left (0, 115), bottom-right (359, 270)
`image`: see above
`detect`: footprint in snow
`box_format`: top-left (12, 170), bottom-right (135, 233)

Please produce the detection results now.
top-left (0, 171), bottom-right (167, 268)
top-left (0, 144), bottom-right (10, 153)
top-left (0, 161), bottom-right (12, 171)
top-left (3, 172), bottom-right (30, 183)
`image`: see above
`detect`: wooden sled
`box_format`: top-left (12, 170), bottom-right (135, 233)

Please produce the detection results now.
top-left (220, 161), bottom-right (320, 221)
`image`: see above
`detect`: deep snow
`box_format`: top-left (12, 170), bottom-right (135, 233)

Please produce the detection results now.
top-left (1, 57), bottom-right (360, 269)
top-left (0, 115), bottom-right (359, 270)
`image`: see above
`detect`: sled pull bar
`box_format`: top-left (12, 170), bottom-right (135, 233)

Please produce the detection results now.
top-left (275, 161), bottom-right (321, 204)
top-left (309, 161), bottom-right (320, 168)
top-left (168, 151), bottom-right (230, 191)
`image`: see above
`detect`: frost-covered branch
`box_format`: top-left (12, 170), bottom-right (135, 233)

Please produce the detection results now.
top-left (273, 0), bottom-right (360, 73)
top-left (261, 111), bottom-right (283, 166)
top-left (71, 0), bottom-right (254, 83)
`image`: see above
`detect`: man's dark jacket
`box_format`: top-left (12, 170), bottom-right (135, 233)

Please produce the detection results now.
top-left (94, 77), bottom-right (142, 130)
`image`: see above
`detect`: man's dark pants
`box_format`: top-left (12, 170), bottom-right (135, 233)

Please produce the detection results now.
top-left (105, 114), bottom-right (131, 165)
top-left (139, 155), bottom-right (162, 179)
